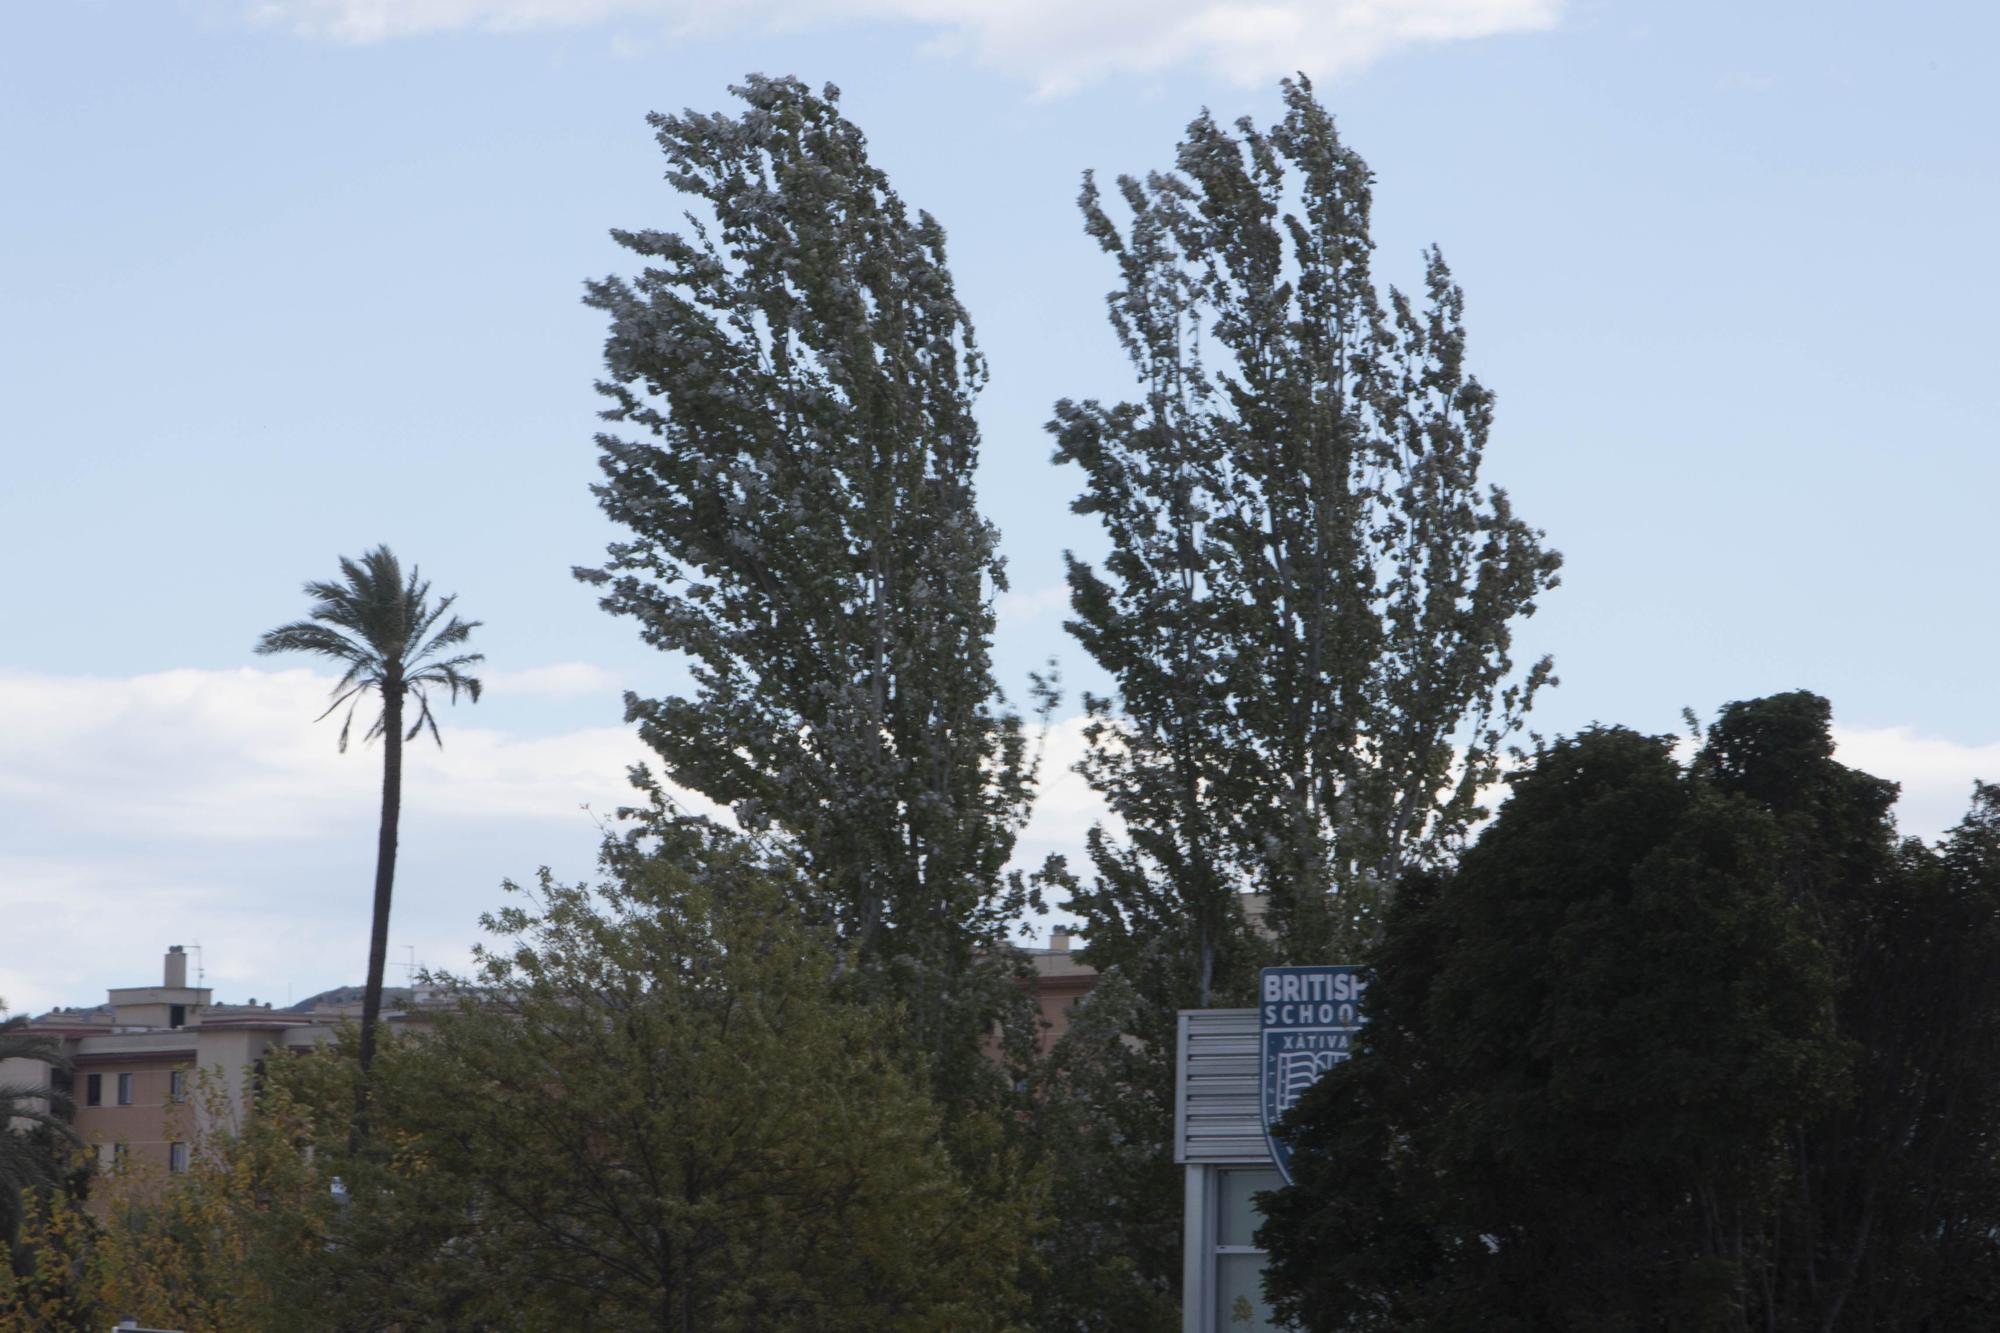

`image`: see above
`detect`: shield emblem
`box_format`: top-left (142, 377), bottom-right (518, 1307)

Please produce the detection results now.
top-left (1260, 966), bottom-right (1368, 1184)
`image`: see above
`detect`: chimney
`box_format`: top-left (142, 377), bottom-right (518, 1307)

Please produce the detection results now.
top-left (1050, 927), bottom-right (1070, 954)
top-left (165, 945), bottom-right (188, 989)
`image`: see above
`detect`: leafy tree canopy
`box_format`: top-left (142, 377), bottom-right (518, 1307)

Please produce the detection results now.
top-left (1052, 75), bottom-right (1561, 1008)
top-left (11, 826), bottom-right (1043, 1332)
top-left (301, 827), bottom-right (1042, 1331)
top-left (1034, 76), bottom-right (1559, 1327)
top-left (1261, 692), bottom-right (2000, 1331)
top-left (580, 75), bottom-right (1044, 1087)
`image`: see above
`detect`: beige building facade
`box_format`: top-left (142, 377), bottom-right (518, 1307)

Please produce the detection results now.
top-left (5, 946), bottom-right (431, 1183)
top-left (1020, 927), bottom-right (1099, 1054)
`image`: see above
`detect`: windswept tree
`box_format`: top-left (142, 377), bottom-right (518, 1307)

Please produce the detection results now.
top-left (1054, 76), bottom-right (1560, 1003)
top-left (579, 76), bottom-right (1043, 1089)
top-left (255, 547), bottom-right (482, 1101)
top-left (1035, 77), bottom-right (1560, 1324)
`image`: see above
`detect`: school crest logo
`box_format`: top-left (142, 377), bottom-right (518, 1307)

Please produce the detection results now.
top-left (1260, 966), bottom-right (1368, 1184)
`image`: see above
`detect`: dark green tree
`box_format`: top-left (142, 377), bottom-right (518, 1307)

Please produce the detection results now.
top-left (579, 76), bottom-right (1043, 1090)
top-left (256, 547), bottom-right (482, 1104)
top-left (1261, 693), bottom-right (2000, 1331)
top-left (1698, 694), bottom-right (2000, 1328)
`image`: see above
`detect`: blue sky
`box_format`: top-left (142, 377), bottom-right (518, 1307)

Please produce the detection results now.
top-left (4, 0), bottom-right (1998, 1013)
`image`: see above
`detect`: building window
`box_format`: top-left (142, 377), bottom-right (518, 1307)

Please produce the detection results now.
top-left (103, 1142), bottom-right (128, 1171)
top-left (169, 1069), bottom-right (187, 1103)
top-left (116, 1072), bottom-right (134, 1106)
top-left (1211, 1168), bottom-right (1283, 1332)
top-left (169, 1003), bottom-right (187, 1029)
top-left (169, 1142), bottom-right (190, 1174)
top-left (85, 1073), bottom-right (102, 1107)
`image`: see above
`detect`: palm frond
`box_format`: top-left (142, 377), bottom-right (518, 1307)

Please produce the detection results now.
top-left (337, 694), bottom-right (366, 753)
top-left (406, 685), bottom-right (443, 747)
top-left (408, 588), bottom-right (456, 646)
top-left (0, 1017), bottom-right (80, 1159)
top-left (416, 618), bottom-right (481, 663)
top-left (0, 1015), bottom-right (66, 1065)
top-left (0, 1088), bottom-right (78, 1140)
top-left (312, 682), bottom-right (369, 725)
top-left (410, 656), bottom-right (484, 705)
top-left (255, 620), bottom-right (374, 665)
top-left (261, 545), bottom-right (483, 752)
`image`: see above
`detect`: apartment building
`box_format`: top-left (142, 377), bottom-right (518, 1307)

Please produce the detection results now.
top-left (5, 935), bottom-right (1101, 1184)
top-left (2, 946), bottom-right (436, 1179)
top-left (1020, 926), bottom-right (1099, 1055)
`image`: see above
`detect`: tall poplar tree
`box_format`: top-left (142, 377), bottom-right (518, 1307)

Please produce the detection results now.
top-left (579, 76), bottom-right (1040, 1087)
top-left (1053, 77), bottom-right (1561, 1001)
top-left (1033, 80), bottom-right (1560, 1324)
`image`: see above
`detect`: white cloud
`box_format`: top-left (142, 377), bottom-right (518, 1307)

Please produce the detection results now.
top-left (0, 667), bottom-right (651, 841)
top-left (8, 664), bottom-right (1987, 1019)
top-left (1832, 724), bottom-right (2000, 845)
top-left (483, 661), bottom-right (625, 700)
top-left (1015, 711), bottom-right (1107, 868)
top-left (1011, 719), bottom-right (2000, 897)
top-left (245, 0), bottom-right (1565, 91)
top-left (0, 666), bottom-right (657, 1016)
top-left (996, 582), bottom-right (1070, 627)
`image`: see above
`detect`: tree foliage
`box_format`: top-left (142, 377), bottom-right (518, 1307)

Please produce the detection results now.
top-left (1708, 694), bottom-right (2000, 1327)
top-left (0, 1010), bottom-right (77, 1251)
top-left (1261, 693), bottom-right (2000, 1331)
top-left (1053, 76), bottom-right (1561, 1007)
top-left (579, 76), bottom-right (1044, 1086)
top-left (0, 1073), bottom-right (334, 1333)
top-left (284, 829), bottom-right (1042, 1331)
top-left (1034, 78), bottom-right (1559, 1327)
top-left (7, 829), bottom-right (1042, 1332)
top-left (1020, 972), bottom-right (1182, 1331)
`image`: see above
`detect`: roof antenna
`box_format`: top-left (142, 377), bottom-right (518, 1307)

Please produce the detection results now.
top-left (190, 941), bottom-right (205, 987)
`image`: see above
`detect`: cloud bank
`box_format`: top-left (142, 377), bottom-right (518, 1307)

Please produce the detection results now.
top-left (246, 0), bottom-right (1565, 91)
top-left (0, 666), bottom-right (653, 1016)
top-left (9, 664), bottom-right (1984, 1018)
top-left (0, 664), bottom-right (1098, 1014)
top-left (1832, 725), bottom-right (2000, 845)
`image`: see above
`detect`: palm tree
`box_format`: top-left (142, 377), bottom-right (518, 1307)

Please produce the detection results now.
top-left (0, 1009), bottom-right (77, 1246)
top-left (256, 547), bottom-right (481, 1124)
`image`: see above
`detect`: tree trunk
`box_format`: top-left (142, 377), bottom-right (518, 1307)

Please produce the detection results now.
top-left (354, 681), bottom-right (403, 1144)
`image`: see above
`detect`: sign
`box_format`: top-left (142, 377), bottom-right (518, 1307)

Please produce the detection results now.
top-left (1259, 965), bottom-right (1368, 1184)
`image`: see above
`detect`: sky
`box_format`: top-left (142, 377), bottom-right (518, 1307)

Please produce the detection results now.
top-left (4, 0), bottom-right (1999, 1014)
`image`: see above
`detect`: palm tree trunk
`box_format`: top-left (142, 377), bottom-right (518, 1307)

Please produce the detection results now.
top-left (354, 684), bottom-right (403, 1144)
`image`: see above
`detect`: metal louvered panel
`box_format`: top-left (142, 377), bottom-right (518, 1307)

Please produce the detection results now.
top-left (1174, 1008), bottom-right (1271, 1165)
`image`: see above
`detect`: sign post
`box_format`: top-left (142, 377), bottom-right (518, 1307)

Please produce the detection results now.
top-left (1259, 965), bottom-right (1368, 1184)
